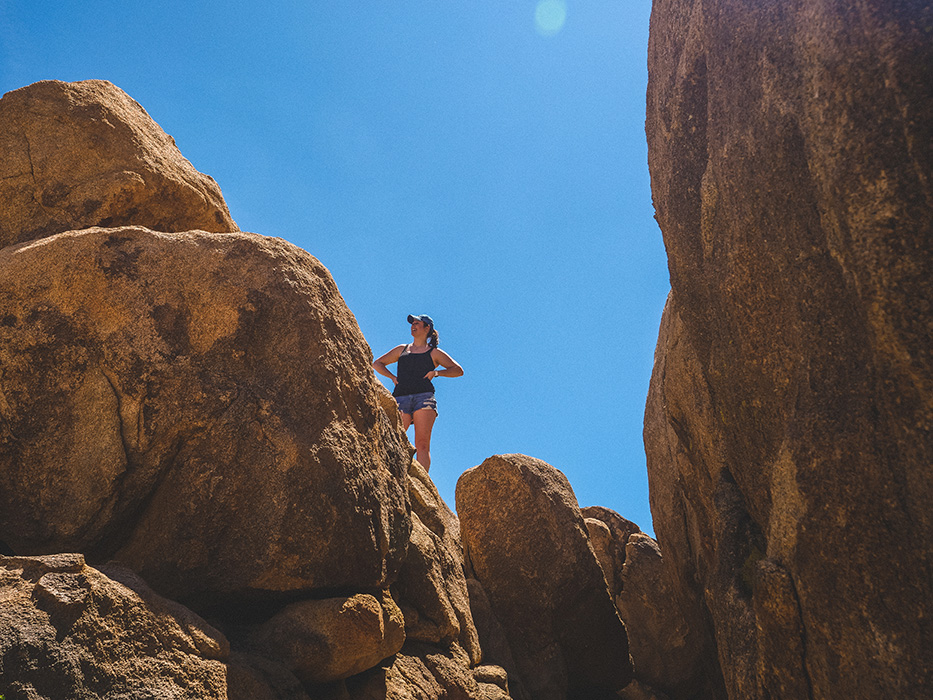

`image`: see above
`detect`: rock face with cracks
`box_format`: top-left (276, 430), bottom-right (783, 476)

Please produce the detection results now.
top-left (645, 0), bottom-right (933, 697)
top-left (394, 458), bottom-right (481, 662)
top-left (0, 554), bottom-right (229, 699)
top-left (0, 80), bottom-right (237, 247)
top-left (0, 78), bottom-right (693, 700)
top-left (580, 506), bottom-right (716, 700)
top-left (456, 454), bottom-right (633, 700)
top-left (0, 226), bottom-right (411, 603)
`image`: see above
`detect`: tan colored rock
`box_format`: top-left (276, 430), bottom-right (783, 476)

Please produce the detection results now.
top-left (0, 554), bottom-right (228, 699)
top-left (0, 226), bottom-right (411, 601)
top-left (477, 683), bottom-right (513, 700)
top-left (580, 506), bottom-right (642, 559)
top-left (646, 0), bottom-right (933, 696)
top-left (394, 459), bottom-right (481, 663)
top-left (580, 506), bottom-right (641, 599)
top-left (617, 533), bottom-right (711, 699)
top-left (252, 592), bottom-right (405, 684)
top-left (473, 664), bottom-right (509, 689)
top-left (456, 454), bottom-right (632, 700)
top-left (578, 507), bottom-right (711, 699)
top-left (345, 641), bottom-right (500, 700)
top-left (0, 80), bottom-right (236, 247)
top-left (473, 664), bottom-right (512, 700)
top-left (580, 506), bottom-right (641, 584)
top-left (584, 517), bottom-right (618, 595)
top-left (394, 512), bottom-right (462, 644)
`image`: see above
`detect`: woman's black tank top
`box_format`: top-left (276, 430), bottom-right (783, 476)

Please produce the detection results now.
top-left (393, 347), bottom-right (436, 397)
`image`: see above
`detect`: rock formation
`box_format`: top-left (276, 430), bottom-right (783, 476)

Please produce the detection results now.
top-left (456, 454), bottom-right (633, 700)
top-left (0, 80), bottom-right (237, 247)
top-left (0, 553), bottom-right (228, 698)
top-left (0, 226), bottom-right (411, 604)
top-left (0, 79), bottom-right (540, 700)
top-left (2, 75), bottom-right (738, 700)
top-left (250, 592), bottom-right (406, 684)
top-left (580, 507), bottom-right (719, 700)
top-left (395, 458), bottom-right (482, 662)
top-left (645, 0), bottom-right (933, 698)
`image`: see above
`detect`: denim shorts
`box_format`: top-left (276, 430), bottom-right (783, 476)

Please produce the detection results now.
top-left (395, 391), bottom-right (437, 415)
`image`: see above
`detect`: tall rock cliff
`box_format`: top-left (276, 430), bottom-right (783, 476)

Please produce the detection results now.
top-left (645, 1), bottom-right (932, 698)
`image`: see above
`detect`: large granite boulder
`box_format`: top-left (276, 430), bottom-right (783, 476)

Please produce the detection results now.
top-left (645, 0), bottom-right (933, 697)
top-left (0, 80), bottom-right (236, 247)
top-left (0, 554), bottom-right (228, 699)
top-left (0, 226), bottom-right (411, 603)
top-left (456, 454), bottom-right (632, 700)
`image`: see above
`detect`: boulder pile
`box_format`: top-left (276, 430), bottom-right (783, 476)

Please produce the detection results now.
top-left (5, 3), bottom-right (926, 689)
top-left (0, 80), bottom-right (650, 700)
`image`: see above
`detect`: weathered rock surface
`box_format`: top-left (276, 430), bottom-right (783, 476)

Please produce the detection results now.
top-left (645, 0), bottom-right (933, 697)
top-left (251, 592), bottom-right (405, 684)
top-left (394, 459), bottom-right (481, 663)
top-left (457, 454), bottom-right (632, 700)
top-left (0, 226), bottom-right (411, 602)
top-left (0, 80), bottom-right (236, 247)
top-left (578, 507), bottom-right (715, 700)
top-left (580, 505), bottom-right (641, 600)
top-left (617, 533), bottom-right (715, 699)
top-left (344, 641), bottom-right (498, 700)
top-left (465, 577), bottom-right (528, 700)
top-left (0, 553), bottom-right (228, 699)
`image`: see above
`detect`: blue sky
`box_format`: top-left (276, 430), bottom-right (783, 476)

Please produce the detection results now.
top-left (1, 1), bottom-right (668, 534)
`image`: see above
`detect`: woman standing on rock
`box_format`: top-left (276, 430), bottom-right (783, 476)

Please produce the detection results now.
top-left (373, 314), bottom-right (463, 471)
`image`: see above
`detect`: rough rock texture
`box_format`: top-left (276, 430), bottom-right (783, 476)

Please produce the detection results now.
top-left (579, 507), bottom-right (714, 700)
top-left (0, 554), bottom-right (228, 699)
top-left (251, 592), bottom-right (405, 684)
top-left (394, 458), bottom-right (481, 663)
top-left (464, 577), bottom-right (524, 700)
top-left (0, 80), bottom-right (236, 247)
top-left (580, 505), bottom-right (642, 600)
top-left (645, 0), bottom-right (933, 697)
top-left (344, 642), bottom-right (498, 700)
top-left (456, 454), bottom-right (632, 700)
top-left (617, 533), bottom-right (714, 699)
top-left (0, 226), bottom-right (411, 602)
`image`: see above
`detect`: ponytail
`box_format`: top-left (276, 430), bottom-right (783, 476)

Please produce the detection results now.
top-left (428, 328), bottom-right (439, 350)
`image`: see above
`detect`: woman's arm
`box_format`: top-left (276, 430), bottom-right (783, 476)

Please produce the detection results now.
top-left (428, 349), bottom-right (464, 379)
top-left (373, 345), bottom-right (405, 385)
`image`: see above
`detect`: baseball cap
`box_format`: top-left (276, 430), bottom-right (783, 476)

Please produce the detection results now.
top-left (407, 313), bottom-right (434, 326)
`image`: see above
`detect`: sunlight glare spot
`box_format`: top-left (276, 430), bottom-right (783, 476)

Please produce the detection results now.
top-left (535, 0), bottom-right (567, 37)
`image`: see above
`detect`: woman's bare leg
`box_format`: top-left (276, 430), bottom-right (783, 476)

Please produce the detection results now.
top-left (401, 413), bottom-right (413, 431)
top-left (412, 408), bottom-right (437, 470)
